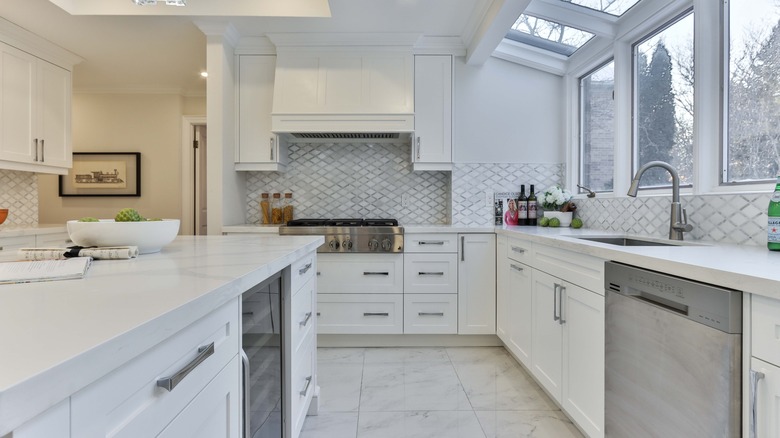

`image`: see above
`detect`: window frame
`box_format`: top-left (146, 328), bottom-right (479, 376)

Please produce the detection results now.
top-left (577, 58), bottom-right (616, 194)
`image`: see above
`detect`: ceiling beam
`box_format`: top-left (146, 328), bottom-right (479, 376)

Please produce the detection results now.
top-left (465, 0), bottom-right (531, 65)
top-left (524, 0), bottom-right (616, 38)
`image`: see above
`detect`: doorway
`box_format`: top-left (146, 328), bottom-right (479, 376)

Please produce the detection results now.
top-left (181, 116), bottom-right (207, 235)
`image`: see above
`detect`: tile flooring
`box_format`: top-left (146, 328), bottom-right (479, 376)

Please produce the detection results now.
top-left (300, 347), bottom-right (584, 438)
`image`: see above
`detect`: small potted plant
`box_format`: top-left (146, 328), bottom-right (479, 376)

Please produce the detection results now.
top-left (541, 185), bottom-right (576, 226)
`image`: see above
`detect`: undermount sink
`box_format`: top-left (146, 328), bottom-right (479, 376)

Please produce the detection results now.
top-left (574, 236), bottom-right (691, 247)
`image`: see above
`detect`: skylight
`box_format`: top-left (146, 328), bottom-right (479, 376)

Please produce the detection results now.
top-left (561, 0), bottom-right (642, 16)
top-left (506, 14), bottom-right (595, 56)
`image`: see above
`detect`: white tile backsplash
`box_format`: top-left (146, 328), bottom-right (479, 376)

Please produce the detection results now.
top-left (0, 170), bottom-right (38, 225)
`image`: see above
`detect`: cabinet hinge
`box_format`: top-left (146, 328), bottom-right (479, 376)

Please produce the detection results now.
top-left (193, 140), bottom-right (199, 149)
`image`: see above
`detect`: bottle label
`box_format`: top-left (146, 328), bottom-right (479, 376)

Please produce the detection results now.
top-left (769, 217), bottom-right (780, 242)
top-left (528, 201), bottom-right (537, 219)
top-left (518, 202), bottom-right (528, 220)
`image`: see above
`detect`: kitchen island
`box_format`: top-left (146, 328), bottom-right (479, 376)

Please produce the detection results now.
top-left (0, 234), bottom-right (323, 437)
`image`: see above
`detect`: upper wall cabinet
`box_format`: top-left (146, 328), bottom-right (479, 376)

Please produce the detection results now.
top-left (236, 55), bottom-right (289, 172)
top-left (0, 41), bottom-right (72, 175)
top-left (412, 55), bottom-right (452, 171)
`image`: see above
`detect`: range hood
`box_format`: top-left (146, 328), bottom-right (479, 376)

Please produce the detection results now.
top-left (270, 49), bottom-right (415, 142)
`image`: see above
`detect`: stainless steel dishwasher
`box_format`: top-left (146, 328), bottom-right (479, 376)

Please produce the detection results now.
top-left (604, 261), bottom-right (742, 438)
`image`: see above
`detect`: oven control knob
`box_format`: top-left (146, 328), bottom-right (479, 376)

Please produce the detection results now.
top-left (368, 238), bottom-right (380, 251)
top-left (342, 239), bottom-right (353, 250)
top-left (381, 238), bottom-right (393, 251)
top-left (328, 239), bottom-right (340, 251)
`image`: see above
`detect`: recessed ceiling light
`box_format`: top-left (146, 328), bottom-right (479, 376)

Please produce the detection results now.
top-left (200, 71), bottom-right (208, 78)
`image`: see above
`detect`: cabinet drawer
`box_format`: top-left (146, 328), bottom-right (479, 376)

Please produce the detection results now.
top-left (404, 253), bottom-right (457, 294)
top-left (291, 277), bottom-right (315, 356)
top-left (291, 251), bottom-right (316, 294)
top-left (506, 237), bottom-right (533, 264)
top-left (71, 298), bottom-right (240, 438)
top-left (317, 293), bottom-right (403, 334)
top-left (317, 253), bottom-right (402, 294)
top-left (753, 295), bottom-right (780, 366)
top-left (533, 243), bottom-right (604, 295)
top-left (404, 233), bottom-right (458, 253)
top-left (291, 333), bottom-right (315, 437)
top-left (403, 293), bottom-right (457, 334)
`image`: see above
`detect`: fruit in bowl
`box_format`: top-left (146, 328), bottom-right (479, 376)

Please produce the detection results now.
top-left (67, 209), bottom-right (179, 254)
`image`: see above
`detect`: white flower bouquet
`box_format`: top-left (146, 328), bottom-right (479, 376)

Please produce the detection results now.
top-left (541, 185), bottom-right (574, 211)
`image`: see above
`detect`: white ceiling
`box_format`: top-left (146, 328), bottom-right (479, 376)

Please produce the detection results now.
top-left (0, 0), bottom-right (500, 95)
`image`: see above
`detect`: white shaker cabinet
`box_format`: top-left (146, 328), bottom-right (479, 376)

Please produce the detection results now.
top-left (531, 269), bottom-right (564, 399)
top-left (0, 41), bottom-right (71, 174)
top-left (412, 55), bottom-right (452, 171)
top-left (749, 294), bottom-right (780, 438)
top-left (236, 55), bottom-right (288, 172)
top-left (457, 233), bottom-right (496, 334)
top-left (507, 256), bottom-right (533, 368)
top-left (496, 236), bottom-right (509, 342)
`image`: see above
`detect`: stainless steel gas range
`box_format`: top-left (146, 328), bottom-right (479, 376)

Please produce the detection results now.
top-left (279, 218), bottom-right (404, 253)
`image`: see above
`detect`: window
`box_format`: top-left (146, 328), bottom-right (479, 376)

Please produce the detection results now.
top-left (506, 14), bottom-right (595, 56)
top-left (633, 12), bottom-right (694, 188)
top-left (580, 61), bottom-right (615, 193)
top-left (725, 0), bottom-right (780, 183)
top-left (562, 0), bottom-right (642, 17)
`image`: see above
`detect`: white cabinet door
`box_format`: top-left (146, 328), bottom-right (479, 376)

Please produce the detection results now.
top-left (236, 55), bottom-right (288, 172)
top-left (404, 252), bottom-right (458, 294)
top-left (37, 59), bottom-right (71, 169)
top-left (531, 269), bottom-right (563, 401)
top-left (508, 260), bottom-right (533, 368)
top-left (562, 282), bottom-right (604, 438)
top-left (750, 358), bottom-right (780, 438)
top-left (0, 42), bottom-right (36, 164)
top-left (496, 236), bottom-right (509, 343)
top-left (457, 233), bottom-right (496, 334)
top-left (413, 55), bottom-right (452, 170)
top-left (158, 355), bottom-right (240, 438)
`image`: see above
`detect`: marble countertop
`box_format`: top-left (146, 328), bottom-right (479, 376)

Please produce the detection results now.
top-left (0, 224), bottom-right (67, 237)
top-left (496, 226), bottom-right (780, 298)
top-left (223, 224), bottom-right (496, 234)
top-left (0, 234), bottom-right (323, 435)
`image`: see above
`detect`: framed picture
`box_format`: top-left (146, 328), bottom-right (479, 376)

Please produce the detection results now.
top-left (59, 152), bottom-right (141, 197)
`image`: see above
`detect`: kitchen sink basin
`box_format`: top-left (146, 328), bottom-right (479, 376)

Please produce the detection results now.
top-left (574, 236), bottom-right (690, 247)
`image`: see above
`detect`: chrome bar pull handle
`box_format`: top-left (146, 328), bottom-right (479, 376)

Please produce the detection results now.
top-left (559, 285), bottom-right (566, 325)
top-left (750, 369), bottom-right (765, 438)
top-left (511, 246), bottom-right (525, 254)
top-left (418, 271), bottom-right (444, 276)
top-left (418, 312), bottom-right (445, 316)
top-left (363, 271), bottom-right (389, 276)
top-left (300, 311), bottom-right (312, 327)
top-left (40, 139), bottom-right (44, 162)
top-left (298, 262), bottom-right (312, 275)
top-left (419, 241), bottom-right (445, 245)
top-left (416, 136), bottom-right (421, 160)
top-left (461, 236), bottom-right (465, 261)
top-left (553, 284), bottom-right (560, 322)
top-left (300, 376), bottom-right (312, 396)
top-left (240, 349), bottom-right (250, 438)
top-left (270, 137), bottom-right (274, 160)
top-left (34, 139), bottom-right (39, 161)
top-left (363, 312), bottom-right (389, 316)
top-left (510, 264), bottom-right (523, 272)
top-left (157, 342), bottom-right (215, 391)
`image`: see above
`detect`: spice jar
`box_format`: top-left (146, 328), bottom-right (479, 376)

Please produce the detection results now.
top-left (283, 192), bottom-right (294, 223)
top-left (271, 193), bottom-right (284, 224)
top-left (260, 193), bottom-right (271, 224)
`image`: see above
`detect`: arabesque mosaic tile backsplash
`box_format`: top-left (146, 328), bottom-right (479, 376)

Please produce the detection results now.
top-left (0, 170), bottom-right (38, 225)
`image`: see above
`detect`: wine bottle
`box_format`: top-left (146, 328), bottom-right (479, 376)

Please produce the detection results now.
top-left (528, 184), bottom-right (538, 226)
top-left (769, 176), bottom-right (780, 251)
top-left (517, 185), bottom-right (528, 226)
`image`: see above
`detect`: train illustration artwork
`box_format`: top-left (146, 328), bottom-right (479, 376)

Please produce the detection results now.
top-left (74, 169), bottom-right (124, 184)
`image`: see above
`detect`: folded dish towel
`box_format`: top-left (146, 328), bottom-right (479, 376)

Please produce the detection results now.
top-left (18, 246), bottom-right (140, 261)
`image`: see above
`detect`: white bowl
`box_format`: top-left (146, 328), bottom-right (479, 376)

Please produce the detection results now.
top-left (67, 219), bottom-right (180, 254)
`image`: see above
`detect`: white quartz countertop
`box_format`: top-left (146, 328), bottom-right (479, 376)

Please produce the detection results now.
top-left (0, 234), bottom-right (323, 435)
top-left (0, 224), bottom-right (67, 237)
top-left (496, 226), bottom-right (780, 298)
top-left (223, 224), bottom-right (496, 234)
top-left (222, 224), bottom-right (281, 234)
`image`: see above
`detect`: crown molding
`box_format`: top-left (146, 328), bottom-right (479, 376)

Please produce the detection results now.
top-left (413, 36), bottom-right (466, 56)
top-left (235, 36), bottom-right (276, 55)
top-left (0, 17), bottom-right (83, 68)
top-left (266, 32), bottom-right (422, 48)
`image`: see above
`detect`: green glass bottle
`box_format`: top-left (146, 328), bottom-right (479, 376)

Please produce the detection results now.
top-left (769, 176), bottom-right (780, 251)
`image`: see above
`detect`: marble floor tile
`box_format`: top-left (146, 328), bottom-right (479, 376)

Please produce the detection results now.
top-left (318, 347), bottom-right (366, 364)
top-left (363, 347), bottom-right (450, 364)
top-left (446, 347), bottom-right (519, 368)
top-left (360, 362), bottom-right (472, 411)
top-left (475, 411), bottom-right (585, 438)
top-left (299, 412), bottom-right (359, 438)
top-left (317, 363), bottom-right (363, 412)
top-left (453, 361), bottom-right (558, 411)
top-left (357, 411), bottom-right (486, 438)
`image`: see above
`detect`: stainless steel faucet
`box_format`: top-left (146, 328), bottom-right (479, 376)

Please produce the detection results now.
top-left (627, 161), bottom-right (693, 240)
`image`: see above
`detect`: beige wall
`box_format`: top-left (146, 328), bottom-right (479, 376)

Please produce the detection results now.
top-left (38, 93), bottom-right (206, 225)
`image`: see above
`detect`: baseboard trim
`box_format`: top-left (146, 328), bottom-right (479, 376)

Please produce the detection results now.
top-left (317, 334), bottom-right (503, 347)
